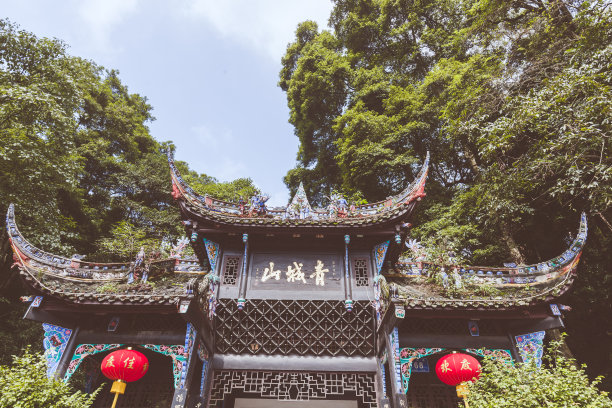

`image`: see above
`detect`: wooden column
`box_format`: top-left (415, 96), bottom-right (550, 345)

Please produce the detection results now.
top-left (344, 235), bottom-right (353, 311)
top-left (237, 233), bottom-right (249, 308)
top-left (171, 324), bottom-right (200, 408)
top-left (55, 326), bottom-right (80, 380)
top-left (385, 326), bottom-right (408, 408)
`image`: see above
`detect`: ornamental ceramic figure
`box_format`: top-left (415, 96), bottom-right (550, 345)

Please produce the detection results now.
top-left (127, 265), bottom-right (135, 284)
top-left (238, 197), bottom-right (247, 216)
top-left (328, 202), bottom-right (338, 218)
top-left (69, 254), bottom-right (85, 269)
top-left (249, 194), bottom-right (269, 216)
top-left (135, 247), bottom-right (145, 267)
top-left (141, 264), bottom-right (149, 283)
top-left (337, 196), bottom-right (349, 217)
top-left (170, 237), bottom-right (189, 258)
top-left (452, 267), bottom-right (462, 289)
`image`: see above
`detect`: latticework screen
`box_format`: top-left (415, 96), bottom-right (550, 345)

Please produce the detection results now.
top-left (214, 299), bottom-right (375, 356)
top-left (209, 371), bottom-right (377, 408)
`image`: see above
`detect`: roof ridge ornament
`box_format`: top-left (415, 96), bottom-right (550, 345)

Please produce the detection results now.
top-left (168, 151), bottom-right (430, 225)
top-left (286, 182), bottom-right (313, 219)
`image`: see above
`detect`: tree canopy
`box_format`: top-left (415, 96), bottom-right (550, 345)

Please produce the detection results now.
top-left (280, 0), bottom-right (612, 387)
top-left (0, 19), bottom-right (258, 261)
top-left (0, 19), bottom-right (260, 354)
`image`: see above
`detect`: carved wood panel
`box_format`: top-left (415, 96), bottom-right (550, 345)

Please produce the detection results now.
top-left (209, 371), bottom-right (377, 408)
top-left (215, 299), bottom-right (375, 356)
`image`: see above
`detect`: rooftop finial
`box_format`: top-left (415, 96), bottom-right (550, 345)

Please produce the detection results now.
top-left (287, 182), bottom-right (313, 219)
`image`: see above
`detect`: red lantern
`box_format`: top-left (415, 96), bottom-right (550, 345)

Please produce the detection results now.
top-left (436, 352), bottom-right (481, 405)
top-left (435, 352), bottom-right (480, 386)
top-left (101, 348), bottom-right (149, 408)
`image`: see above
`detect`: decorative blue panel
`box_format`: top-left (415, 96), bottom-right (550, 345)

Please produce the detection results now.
top-left (64, 344), bottom-right (122, 381)
top-left (515, 331), bottom-right (546, 367)
top-left (141, 344), bottom-right (187, 388)
top-left (202, 238), bottom-right (220, 272)
top-left (399, 348), bottom-right (444, 392)
top-left (389, 327), bottom-right (402, 393)
top-left (42, 323), bottom-right (72, 378)
top-left (373, 240), bottom-right (391, 325)
top-left (197, 342), bottom-right (210, 397)
top-left (373, 241), bottom-right (390, 274)
top-left (464, 348), bottom-right (513, 363)
top-left (178, 323), bottom-right (197, 389)
top-left (202, 238), bottom-right (221, 318)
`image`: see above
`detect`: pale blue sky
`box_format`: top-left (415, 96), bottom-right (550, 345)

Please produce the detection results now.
top-left (2, 0), bottom-right (333, 206)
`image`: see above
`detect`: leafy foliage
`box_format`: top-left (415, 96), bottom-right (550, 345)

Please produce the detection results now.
top-left (0, 18), bottom-right (260, 378)
top-left (97, 221), bottom-right (158, 260)
top-left (0, 349), bottom-right (98, 408)
top-left (466, 343), bottom-right (612, 407)
top-left (0, 299), bottom-right (42, 366)
top-left (0, 19), bottom-right (257, 259)
top-left (281, 0), bottom-right (612, 385)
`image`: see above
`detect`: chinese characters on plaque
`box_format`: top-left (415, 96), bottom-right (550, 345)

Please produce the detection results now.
top-left (261, 260), bottom-right (329, 285)
top-left (251, 254), bottom-right (341, 290)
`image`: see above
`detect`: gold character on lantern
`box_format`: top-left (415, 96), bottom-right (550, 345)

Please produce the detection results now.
top-left (124, 357), bottom-right (135, 369)
top-left (310, 260), bottom-right (329, 286)
top-left (460, 358), bottom-right (471, 370)
top-left (286, 262), bottom-right (306, 283)
top-left (105, 355), bottom-right (115, 368)
top-left (440, 360), bottom-right (452, 373)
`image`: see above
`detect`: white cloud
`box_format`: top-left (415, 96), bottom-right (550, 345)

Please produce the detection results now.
top-left (77, 0), bottom-right (139, 51)
top-left (191, 124), bottom-right (234, 151)
top-left (268, 189), bottom-right (289, 207)
top-left (182, 0), bottom-right (333, 61)
top-left (215, 157), bottom-right (249, 183)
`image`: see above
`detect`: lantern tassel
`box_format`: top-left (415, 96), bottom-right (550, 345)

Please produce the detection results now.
top-left (456, 383), bottom-right (469, 408)
top-left (110, 392), bottom-right (119, 408)
top-left (110, 380), bottom-right (126, 408)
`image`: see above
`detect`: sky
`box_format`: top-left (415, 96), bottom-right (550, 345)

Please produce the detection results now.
top-left (1, 0), bottom-right (334, 206)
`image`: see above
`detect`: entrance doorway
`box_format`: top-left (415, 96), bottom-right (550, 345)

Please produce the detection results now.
top-left (83, 349), bottom-right (174, 408)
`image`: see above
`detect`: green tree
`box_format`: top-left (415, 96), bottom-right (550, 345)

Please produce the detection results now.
top-left (466, 347), bottom-right (612, 407)
top-left (280, 0), bottom-right (612, 385)
top-left (177, 161), bottom-right (259, 202)
top-left (0, 19), bottom-right (93, 254)
top-left (0, 349), bottom-right (98, 408)
top-left (97, 221), bottom-right (158, 260)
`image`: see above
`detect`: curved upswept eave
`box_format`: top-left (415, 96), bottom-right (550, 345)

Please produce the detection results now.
top-left (6, 203), bottom-right (133, 282)
top-left (167, 151), bottom-right (430, 227)
top-left (389, 212), bottom-right (587, 310)
top-left (5, 204), bottom-right (206, 284)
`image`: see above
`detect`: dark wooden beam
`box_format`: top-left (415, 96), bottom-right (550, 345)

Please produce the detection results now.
top-left (77, 330), bottom-right (186, 344)
top-left (212, 354), bottom-right (377, 372)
